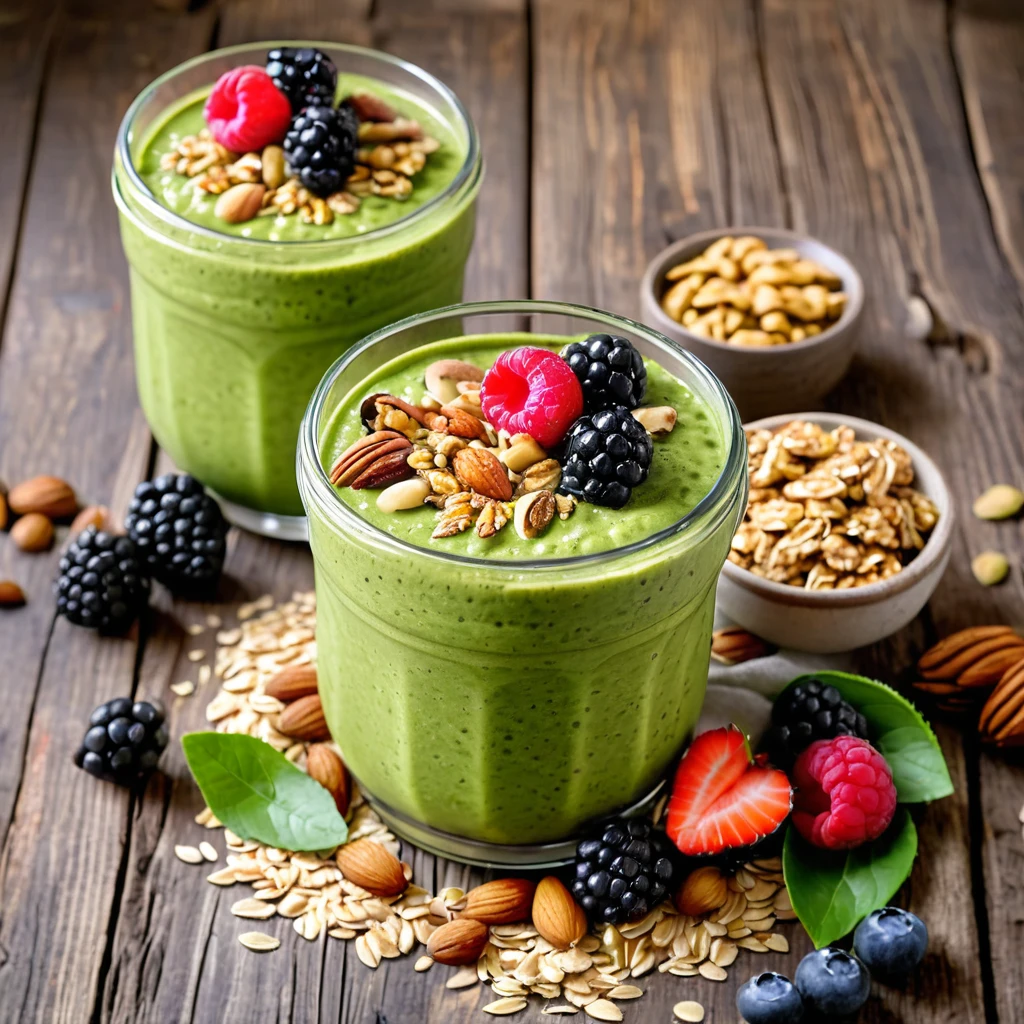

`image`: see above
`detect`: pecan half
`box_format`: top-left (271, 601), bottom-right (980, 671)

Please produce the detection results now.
top-left (329, 430), bottom-right (413, 487)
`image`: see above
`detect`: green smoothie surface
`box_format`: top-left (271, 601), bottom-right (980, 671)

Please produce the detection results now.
top-left (320, 335), bottom-right (728, 559)
top-left (136, 73), bottom-right (467, 241)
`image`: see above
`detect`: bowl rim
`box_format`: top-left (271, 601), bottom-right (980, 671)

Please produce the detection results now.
top-left (640, 225), bottom-right (865, 358)
top-left (720, 412), bottom-right (954, 608)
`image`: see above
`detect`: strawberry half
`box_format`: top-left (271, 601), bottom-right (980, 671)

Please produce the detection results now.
top-left (666, 725), bottom-right (792, 857)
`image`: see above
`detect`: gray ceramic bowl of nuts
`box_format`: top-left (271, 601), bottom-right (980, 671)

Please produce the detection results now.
top-left (640, 227), bottom-right (864, 420)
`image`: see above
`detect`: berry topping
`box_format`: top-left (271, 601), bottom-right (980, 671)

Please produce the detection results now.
top-left (561, 334), bottom-right (647, 411)
top-left (74, 698), bottom-right (169, 786)
top-left (570, 817), bottom-right (675, 925)
top-left (736, 972), bottom-right (805, 1024)
top-left (266, 47), bottom-right (338, 112)
top-left (125, 474), bottom-right (228, 594)
top-left (55, 527), bottom-right (150, 633)
top-left (793, 948), bottom-right (870, 1017)
top-left (559, 407), bottom-right (653, 509)
top-left (479, 347), bottom-right (584, 449)
top-left (283, 104), bottom-right (359, 197)
top-left (666, 725), bottom-right (792, 858)
top-left (767, 678), bottom-right (869, 769)
top-left (203, 65), bottom-right (292, 153)
top-left (792, 735), bottom-right (897, 850)
top-left (853, 906), bottom-right (928, 977)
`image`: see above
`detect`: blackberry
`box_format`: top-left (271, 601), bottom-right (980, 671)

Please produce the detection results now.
top-left (561, 334), bottom-right (647, 412)
top-left (283, 104), bottom-right (358, 197)
top-left (560, 406), bottom-right (654, 509)
top-left (266, 47), bottom-right (338, 112)
top-left (74, 698), bottom-right (169, 785)
top-left (55, 527), bottom-right (150, 633)
top-left (126, 474), bottom-right (228, 594)
top-left (766, 678), bottom-right (869, 769)
top-left (571, 818), bottom-right (675, 925)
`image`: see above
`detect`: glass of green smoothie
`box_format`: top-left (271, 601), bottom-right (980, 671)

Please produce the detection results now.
top-left (113, 43), bottom-right (482, 539)
top-left (298, 300), bottom-right (748, 868)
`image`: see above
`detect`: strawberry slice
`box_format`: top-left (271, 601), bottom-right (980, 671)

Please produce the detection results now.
top-left (666, 725), bottom-right (792, 857)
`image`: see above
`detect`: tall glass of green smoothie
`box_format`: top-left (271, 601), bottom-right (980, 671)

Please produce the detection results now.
top-left (298, 301), bottom-right (747, 867)
top-left (113, 43), bottom-right (482, 539)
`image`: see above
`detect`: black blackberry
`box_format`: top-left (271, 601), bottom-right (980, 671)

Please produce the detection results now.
top-left (283, 104), bottom-right (359, 197)
top-left (572, 818), bottom-right (675, 925)
top-left (559, 406), bottom-right (654, 509)
top-left (266, 47), bottom-right (338, 112)
top-left (767, 678), bottom-right (870, 769)
top-left (561, 334), bottom-right (647, 412)
top-left (73, 698), bottom-right (169, 785)
top-left (125, 474), bottom-right (228, 594)
top-left (55, 527), bottom-right (150, 633)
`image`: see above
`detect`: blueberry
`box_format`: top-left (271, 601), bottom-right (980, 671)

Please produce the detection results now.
top-left (736, 972), bottom-right (804, 1024)
top-left (853, 907), bottom-right (928, 977)
top-left (794, 948), bottom-right (870, 1016)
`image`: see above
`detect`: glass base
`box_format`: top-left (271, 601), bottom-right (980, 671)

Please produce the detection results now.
top-left (363, 780), bottom-right (668, 869)
top-left (217, 495), bottom-right (309, 542)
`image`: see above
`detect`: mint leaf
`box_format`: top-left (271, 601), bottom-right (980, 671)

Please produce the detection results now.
top-left (182, 732), bottom-right (347, 851)
top-left (783, 810), bottom-right (917, 948)
top-left (784, 671), bottom-right (953, 803)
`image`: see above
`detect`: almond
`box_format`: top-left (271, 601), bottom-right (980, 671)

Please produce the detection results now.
top-left (336, 838), bottom-right (407, 897)
top-left (7, 475), bottom-right (77, 519)
top-left (277, 693), bottom-right (330, 741)
top-left (462, 878), bottom-right (536, 925)
top-left (453, 448), bottom-right (513, 501)
top-left (424, 359), bottom-right (484, 404)
top-left (532, 876), bottom-right (586, 950)
top-left (426, 918), bottom-right (489, 965)
top-left (0, 580), bottom-right (26, 607)
top-left (214, 182), bottom-right (266, 224)
top-left (265, 665), bottom-right (319, 702)
top-left (441, 405), bottom-right (490, 441)
top-left (70, 504), bottom-right (110, 535)
top-left (0, 491), bottom-right (8, 530)
top-left (11, 512), bottom-right (54, 552)
top-left (675, 866), bottom-right (728, 917)
top-left (306, 743), bottom-right (349, 815)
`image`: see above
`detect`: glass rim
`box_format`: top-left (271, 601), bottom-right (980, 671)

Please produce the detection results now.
top-left (298, 299), bottom-right (748, 571)
top-left (113, 40), bottom-right (482, 250)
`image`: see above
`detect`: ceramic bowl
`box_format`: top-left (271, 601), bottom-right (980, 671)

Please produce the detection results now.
top-left (717, 413), bottom-right (954, 654)
top-left (640, 227), bottom-right (864, 420)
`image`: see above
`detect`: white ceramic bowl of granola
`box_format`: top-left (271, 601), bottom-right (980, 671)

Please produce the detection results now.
top-left (717, 413), bottom-right (954, 653)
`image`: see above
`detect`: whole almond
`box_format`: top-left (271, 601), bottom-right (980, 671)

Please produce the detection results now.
top-left (70, 504), bottom-right (109, 535)
top-left (426, 918), bottom-right (489, 966)
top-left (532, 876), bottom-right (587, 950)
top-left (462, 878), bottom-right (536, 925)
top-left (0, 491), bottom-right (8, 530)
top-left (336, 838), bottom-right (407, 897)
top-left (215, 182), bottom-right (266, 224)
top-left (8, 475), bottom-right (77, 519)
top-left (277, 693), bottom-right (330, 741)
top-left (675, 866), bottom-right (728, 917)
top-left (260, 145), bottom-right (287, 190)
top-left (453, 447), bottom-right (513, 501)
top-left (306, 743), bottom-right (349, 815)
top-left (0, 580), bottom-right (26, 607)
top-left (441, 405), bottom-right (490, 442)
top-left (265, 665), bottom-right (319, 702)
top-left (11, 512), bottom-right (54, 552)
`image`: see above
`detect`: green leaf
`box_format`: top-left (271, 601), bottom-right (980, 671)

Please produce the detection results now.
top-left (783, 810), bottom-right (917, 948)
top-left (181, 732), bottom-right (348, 852)
top-left (784, 671), bottom-right (953, 803)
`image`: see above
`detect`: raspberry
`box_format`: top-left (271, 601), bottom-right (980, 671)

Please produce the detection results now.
top-left (792, 736), bottom-right (897, 850)
top-left (204, 66), bottom-right (292, 152)
top-left (480, 347), bottom-right (583, 449)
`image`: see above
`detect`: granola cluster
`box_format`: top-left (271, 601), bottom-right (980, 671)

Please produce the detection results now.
top-left (729, 420), bottom-right (939, 589)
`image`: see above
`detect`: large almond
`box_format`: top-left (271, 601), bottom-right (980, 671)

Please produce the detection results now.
top-left (0, 491), bottom-right (8, 530)
top-left (336, 838), bottom-right (407, 897)
top-left (453, 448), bottom-right (513, 501)
top-left (441, 405), bottom-right (490, 441)
top-left (11, 512), bottom-right (54, 552)
top-left (277, 693), bottom-right (330, 741)
top-left (426, 918), bottom-right (489, 965)
top-left (462, 878), bottom-right (536, 925)
top-left (8, 475), bottom-right (77, 519)
top-left (70, 504), bottom-right (110, 535)
top-left (532, 876), bottom-right (587, 950)
top-left (265, 665), bottom-right (319, 702)
top-left (0, 580), bottom-right (26, 607)
top-left (215, 182), bottom-right (266, 224)
top-left (306, 743), bottom-right (349, 815)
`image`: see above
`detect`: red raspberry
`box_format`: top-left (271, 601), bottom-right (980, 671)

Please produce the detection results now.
top-left (793, 736), bottom-right (897, 850)
top-left (203, 66), bottom-right (292, 153)
top-left (480, 347), bottom-right (583, 449)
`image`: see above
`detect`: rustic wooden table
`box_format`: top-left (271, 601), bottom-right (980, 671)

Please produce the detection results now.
top-left (1, 0), bottom-right (1022, 1020)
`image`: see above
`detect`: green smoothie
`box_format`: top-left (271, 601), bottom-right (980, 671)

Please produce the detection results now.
top-left (302, 328), bottom-right (747, 848)
top-left (114, 46), bottom-right (481, 525)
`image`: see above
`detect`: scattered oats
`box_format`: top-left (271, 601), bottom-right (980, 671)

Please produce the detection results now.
top-left (483, 997), bottom-right (528, 1016)
top-left (206, 613), bottom-right (222, 628)
top-left (764, 933), bottom-right (790, 953)
top-left (199, 665), bottom-right (212, 686)
top-left (673, 1001), bottom-right (705, 1022)
top-left (736, 936), bottom-right (770, 953)
top-left (217, 628), bottom-right (242, 645)
top-left (542, 1007), bottom-right (579, 1016)
top-left (231, 898), bottom-right (277, 920)
top-left (199, 841), bottom-right (218, 863)
top-left (414, 955), bottom-right (434, 972)
top-left (174, 845), bottom-right (203, 864)
top-left (698, 961), bottom-right (728, 982)
top-left (584, 999), bottom-right (623, 1021)
top-left (606, 984), bottom-right (643, 1000)
top-left (188, 649), bottom-right (206, 663)
top-left (445, 966), bottom-right (479, 989)
top-left (356, 933), bottom-right (381, 968)
top-left (171, 680), bottom-right (195, 697)
top-left (207, 866), bottom-right (237, 886)
top-left (238, 931), bottom-right (279, 952)
top-left (187, 622), bottom-right (206, 636)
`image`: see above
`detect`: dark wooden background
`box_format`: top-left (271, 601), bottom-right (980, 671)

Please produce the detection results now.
top-left (1, 0), bottom-right (1022, 1021)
